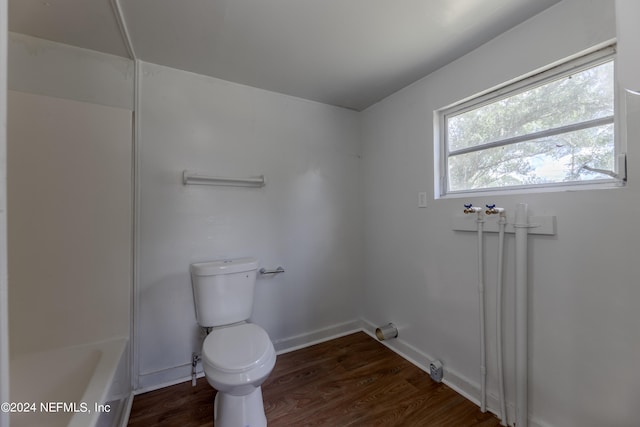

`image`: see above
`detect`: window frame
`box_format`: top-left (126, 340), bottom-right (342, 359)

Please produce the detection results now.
top-left (437, 45), bottom-right (623, 197)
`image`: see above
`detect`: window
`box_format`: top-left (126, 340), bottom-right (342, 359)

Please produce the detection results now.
top-left (438, 46), bottom-right (624, 195)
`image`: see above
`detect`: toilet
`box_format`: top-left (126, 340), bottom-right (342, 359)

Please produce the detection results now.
top-left (190, 257), bottom-right (276, 427)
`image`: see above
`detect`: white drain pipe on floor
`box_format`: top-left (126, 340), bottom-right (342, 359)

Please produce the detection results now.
top-left (514, 203), bottom-right (529, 427)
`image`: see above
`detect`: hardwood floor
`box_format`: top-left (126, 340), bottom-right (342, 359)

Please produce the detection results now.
top-left (128, 332), bottom-right (501, 426)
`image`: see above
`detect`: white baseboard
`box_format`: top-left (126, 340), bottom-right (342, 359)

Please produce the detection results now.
top-left (135, 369), bottom-right (205, 395)
top-left (273, 319), bottom-right (364, 354)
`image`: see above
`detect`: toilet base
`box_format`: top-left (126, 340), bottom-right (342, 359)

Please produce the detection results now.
top-left (214, 386), bottom-right (267, 427)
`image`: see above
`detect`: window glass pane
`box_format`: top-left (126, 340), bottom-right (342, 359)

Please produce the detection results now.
top-left (447, 61), bottom-right (614, 152)
top-left (447, 124), bottom-right (614, 192)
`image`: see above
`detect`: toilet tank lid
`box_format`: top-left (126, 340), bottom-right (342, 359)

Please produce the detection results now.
top-left (191, 258), bottom-right (258, 276)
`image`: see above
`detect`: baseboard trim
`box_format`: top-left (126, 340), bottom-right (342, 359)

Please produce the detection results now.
top-left (273, 319), bottom-right (364, 355)
top-left (135, 371), bottom-right (207, 395)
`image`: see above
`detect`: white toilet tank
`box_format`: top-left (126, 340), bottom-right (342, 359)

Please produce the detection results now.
top-left (190, 258), bottom-right (259, 327)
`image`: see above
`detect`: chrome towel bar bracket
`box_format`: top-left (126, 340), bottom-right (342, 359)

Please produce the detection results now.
top-left (259, 266), bottom-right (285, 275)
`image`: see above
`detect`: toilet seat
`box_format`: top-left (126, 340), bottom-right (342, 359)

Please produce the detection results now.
top-left (203, 323), bottom-right (274, 374)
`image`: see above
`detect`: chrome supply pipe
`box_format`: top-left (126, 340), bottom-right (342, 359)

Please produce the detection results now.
top-left (191, 353), bottom-right (201, 387)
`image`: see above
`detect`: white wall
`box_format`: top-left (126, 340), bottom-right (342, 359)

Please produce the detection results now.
top-left (135, 62), bottom-right (363, 389)
top-left (361, 1), bottom-right (640, 426)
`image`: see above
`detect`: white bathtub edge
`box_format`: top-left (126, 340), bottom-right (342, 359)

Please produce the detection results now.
top-left (67, 338), bottom-right (128, 427)
top-left (117, 391), bottom-right (135, 427)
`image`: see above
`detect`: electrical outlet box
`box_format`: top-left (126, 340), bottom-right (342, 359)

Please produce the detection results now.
top-left (418, 192), bottom-right (427, 208)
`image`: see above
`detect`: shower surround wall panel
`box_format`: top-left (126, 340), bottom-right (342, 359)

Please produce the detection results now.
top-left (361, 1), bottom-right (640, 426)
top-left (8, 33), bottom-right (134, 110)
top-left (7, 90), bottom-right (132, 355)
top-left (6, 35), bottom-right (135, 420)
top-left (0, 3), bottom-right (8, 425)
top-left (136, 62), bottom-right (363, 390)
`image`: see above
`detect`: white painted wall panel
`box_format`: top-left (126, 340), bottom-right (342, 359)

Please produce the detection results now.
top-left (7, 91), bottom-right (132, 356)
top-left (8, 33), bottom-right (134, 110)
top-left (361, 1), bottom-right (640, 426)
top-left (136, 62), bottom-right (362, 388)
top-left (0, 1), bottom-right (9, 424)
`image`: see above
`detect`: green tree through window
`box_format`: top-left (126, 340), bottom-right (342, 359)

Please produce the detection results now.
top-left (441, 49), bottom-right (617, 194)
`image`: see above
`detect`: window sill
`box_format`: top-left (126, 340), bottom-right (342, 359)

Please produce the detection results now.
top-left (437, 179), bottom-right (625, 200)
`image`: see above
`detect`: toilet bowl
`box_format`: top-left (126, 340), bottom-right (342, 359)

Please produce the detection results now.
top-left (202, 323), bottom-right (276, 427)
top-left (190, 258), bottom-right (276, 426)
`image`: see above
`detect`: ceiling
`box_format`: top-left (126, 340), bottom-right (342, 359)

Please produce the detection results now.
top-left (8, 0), bottom-right (562, 111)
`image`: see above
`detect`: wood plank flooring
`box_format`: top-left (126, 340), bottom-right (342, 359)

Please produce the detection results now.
top-left (128, 332), bottom-right (501, 426)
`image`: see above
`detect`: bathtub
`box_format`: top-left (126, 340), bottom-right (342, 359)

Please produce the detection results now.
top-left (9, 338), bottom-right (128, 427)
